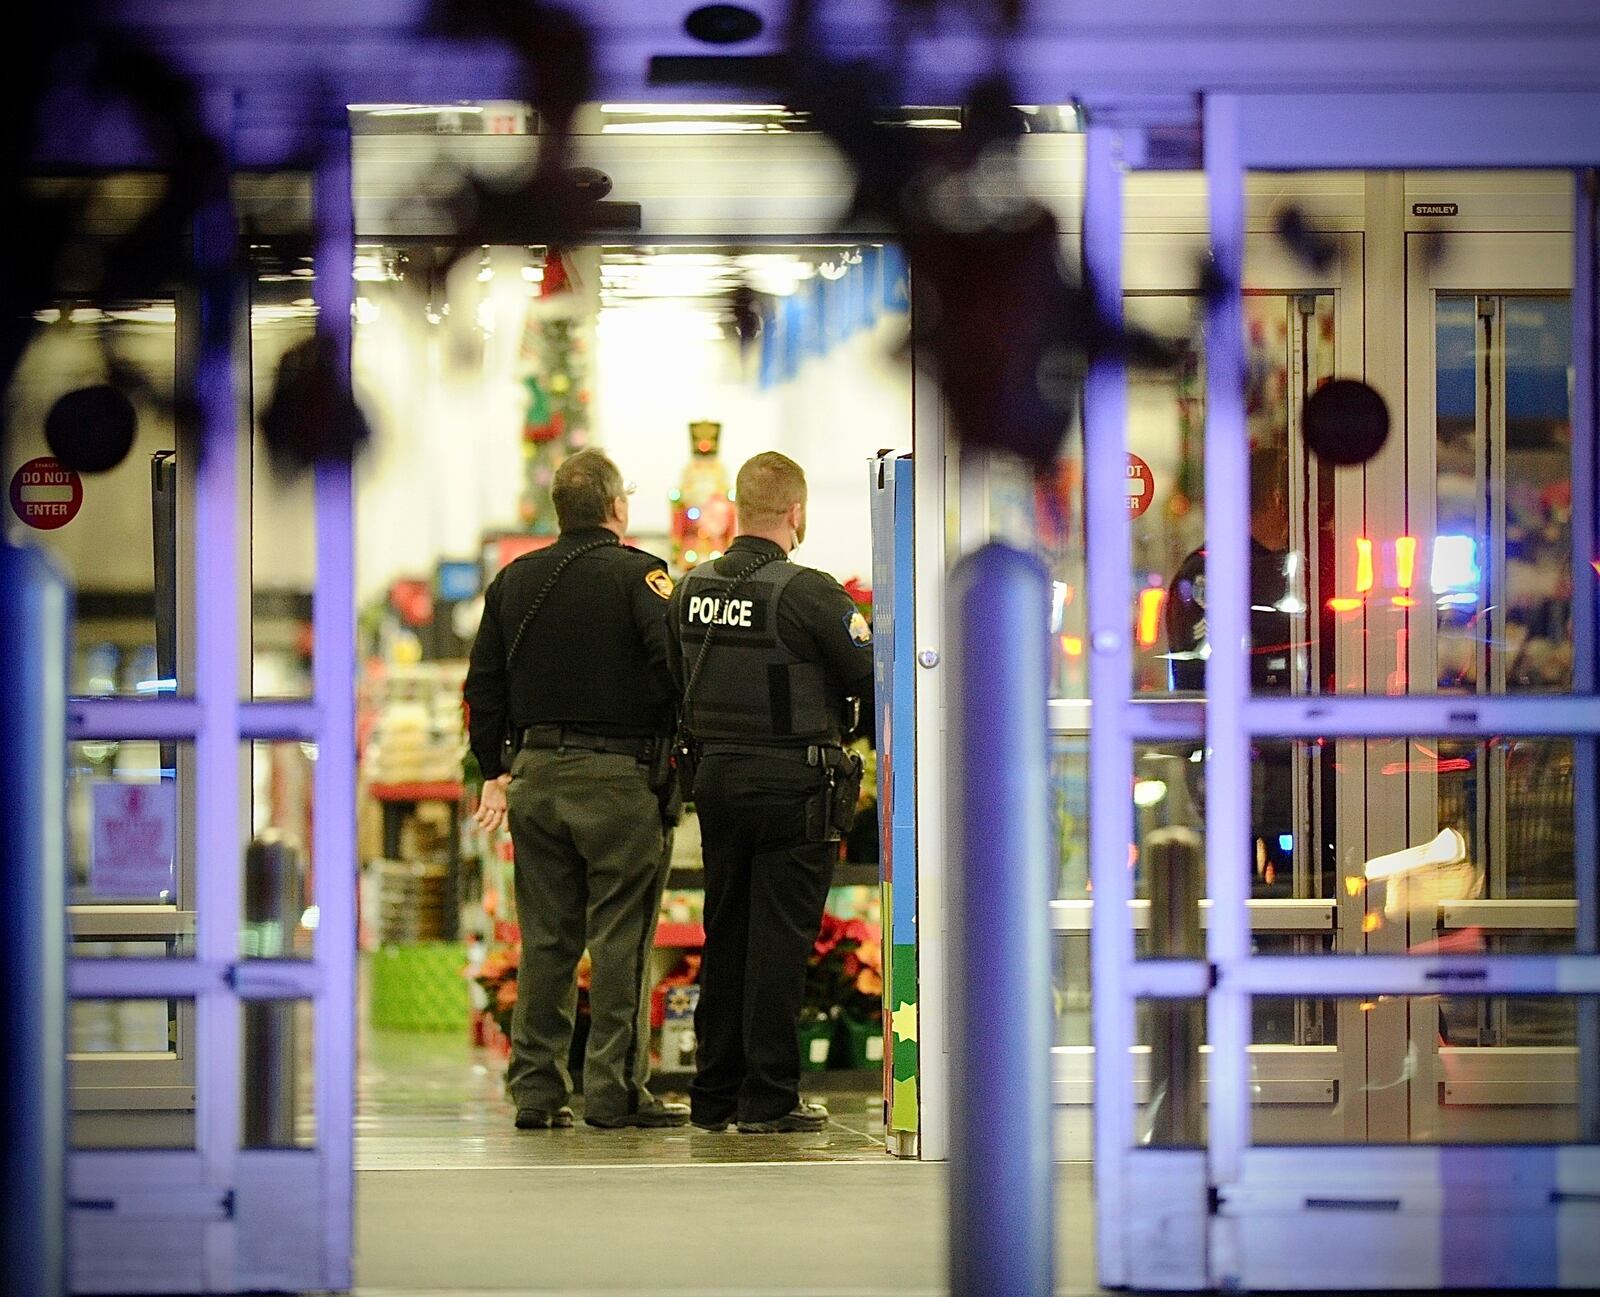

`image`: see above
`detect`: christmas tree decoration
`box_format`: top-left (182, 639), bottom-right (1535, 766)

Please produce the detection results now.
top-left (516, 248), bottom-right (595, 534)
top-left (670, 420), bottom-right (736, 571)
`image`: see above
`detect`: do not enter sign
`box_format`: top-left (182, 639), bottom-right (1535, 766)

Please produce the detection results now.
top-left (1127, 453), bottom-right (1154, 519)
top-left (9, 456), bottom-right (83, 530)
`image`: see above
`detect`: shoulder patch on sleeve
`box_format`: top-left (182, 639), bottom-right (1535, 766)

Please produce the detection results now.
top-left (646, 569), bottom-right (675, 600)
top-left (845, 609), bottom-right (872, 646)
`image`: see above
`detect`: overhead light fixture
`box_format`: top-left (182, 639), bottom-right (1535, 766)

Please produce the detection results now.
top-left (600, 103), bottom-right (787, 116)
top-left (348, 103), bottom-right (485, 116)
top-left (600, 120), bottom-right (777, 135)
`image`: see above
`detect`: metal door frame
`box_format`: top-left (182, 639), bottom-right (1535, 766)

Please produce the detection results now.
top-left (1088, 96), bottom-right (1600, 1291)
top-left (61, 121), bottom-right (358, 1293)
top-left (1055, 226), bottom-right (1366, 1150)
top-left (1404, 231), bottom-right (1584, 1143)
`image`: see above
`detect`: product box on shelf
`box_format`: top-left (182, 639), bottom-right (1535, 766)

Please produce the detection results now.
top-left (661, 984), bottom-right (699, 1073)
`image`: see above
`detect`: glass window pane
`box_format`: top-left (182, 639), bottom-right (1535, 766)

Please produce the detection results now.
top-left (1054, 933), bottom-right (1090, 1046)
top-left (1137, 998), bottom-right (1206, 1147)
top-left (70, 997), bottom-right (195, 1149)
top-left (244, 741), bottom-right (317, 959)
top-left (67, 739), bottom-right (194, 958)
top-left (248, 228), bottom-right (317, 700)
top-left (1242, 733), bottom-right (1585, 958)
top-left (1253, 995), bottom-right (1598, 1146)
top-left (6, 295), bottom-right (182, 699)
top-left (1052, 739), bottom-right (1089, 900)
top-left (242, 1000), bottom-right (315, 1149)
top-left (1434, 292), bottom-right (1573, 695)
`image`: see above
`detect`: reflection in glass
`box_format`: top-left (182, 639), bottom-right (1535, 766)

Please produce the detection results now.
top-left (1052, 740), bottom-right (1089, 900)
top-left (243, 742), bottom-right (317, 958)
top-left (1362, 736), bottom-right (1576, 955)
top-left (1435, 293), bottom-right (1572, 695)
top-left (1139, 999), bottom-right (1205, 1147)
top-left (242, 1000), bottom-right (316, 1148)
top-left (6, 300), bottom-right (179, 697)
top-left (250, 238), bottom-right (318, 700)
top-left (1254, 995), bottom-right (1594, 1146)
top-left (1123, 293), bottom-right (1336, 698)
top-left (1054, 934), bottom-right (1089, 1046)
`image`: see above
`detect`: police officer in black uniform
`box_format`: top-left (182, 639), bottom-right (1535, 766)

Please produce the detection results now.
top-left (1165, 444), bottom-right (1297, 895)
top-left (465, 448), bottom-right (688, 1130)
top-left (666, 451), bottom-right (874, 1134)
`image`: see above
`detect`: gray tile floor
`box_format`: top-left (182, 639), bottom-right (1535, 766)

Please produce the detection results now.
top-left (354, 1029), bottom-right (1104, 1295)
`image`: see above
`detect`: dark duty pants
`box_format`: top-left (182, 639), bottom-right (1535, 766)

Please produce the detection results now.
top-left (505, 747), bottom-right (669, 1119)
top-left (689, 756), bottom-right (836, 1126)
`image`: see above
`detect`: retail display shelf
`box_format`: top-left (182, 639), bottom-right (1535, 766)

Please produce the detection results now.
top-left (370, 781), bottom-right (463, 802)
top-left (655, 921), bottom-right (705, 948)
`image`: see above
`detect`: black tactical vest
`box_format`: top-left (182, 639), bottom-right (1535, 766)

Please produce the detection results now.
top-left (678, 560), bottom-right (837, 744)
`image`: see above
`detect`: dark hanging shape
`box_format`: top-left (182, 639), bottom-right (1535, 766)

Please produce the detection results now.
top-left (684, 4), bottom-right (765, 44)
top-left (1303, 378), bottom-right (1390, 466)
top-left (1273, 205), bottom-right (1342, 274)
top-left (729, 283), bottom-right (764, 350)
top-left (44, 384), bottom-right (138, 473)
top-left (260, 332), bottom-right (371, 469)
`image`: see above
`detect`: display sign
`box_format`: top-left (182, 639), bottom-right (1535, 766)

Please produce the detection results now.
top-left (435, 559), bottom-right (481, 603)
top-left (90, 781), bottom-right (177, 899)
top-left (1126, 453), bottom-right (1155, 519)
top-left (9, 456), bottom-right (83, 530)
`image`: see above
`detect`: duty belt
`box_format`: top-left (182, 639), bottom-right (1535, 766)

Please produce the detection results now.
top-left (697, 741), bottom-right (848, 768)
top-left (521, 726), bottom-right (656, 761)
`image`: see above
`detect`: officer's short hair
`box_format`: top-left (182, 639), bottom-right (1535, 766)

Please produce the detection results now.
top-left (735, 452), bottom-right (807, 529)
top-left (552, 449), bottom-right (625, 531)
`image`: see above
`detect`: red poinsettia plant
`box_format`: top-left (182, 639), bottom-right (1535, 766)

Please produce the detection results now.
top-left (470, 941), bottom-right (592, 1039)
top-left (802, 913), bottom-right (884, 1026)
top-left (471, 943), bottom-right (521, 1038)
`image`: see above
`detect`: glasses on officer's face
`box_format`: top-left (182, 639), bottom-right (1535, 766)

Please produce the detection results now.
top-left (622, 480), bottom-right (637, 496)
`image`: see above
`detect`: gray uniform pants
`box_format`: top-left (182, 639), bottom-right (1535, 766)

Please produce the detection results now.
top-left (504, 747), bottom-right (669, 1119)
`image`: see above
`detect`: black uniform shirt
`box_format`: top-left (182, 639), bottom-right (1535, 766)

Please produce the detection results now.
top-left (464, 528), bottom-right (675, 779)
top-left (1165, 538), bottom-right (1294, 693)
top-left (665, 536), bottom-right (875, 798)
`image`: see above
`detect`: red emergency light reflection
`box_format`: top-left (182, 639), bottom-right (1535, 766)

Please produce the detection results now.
top-left (1395, 535), bottom-right (1418, 589)
top-left (1355, 537), bottom-right (1374, 593)
top-left (1379, 757), bottom-right (1473, 775)
top-left (1136, 587), bottom-right (1166, 648)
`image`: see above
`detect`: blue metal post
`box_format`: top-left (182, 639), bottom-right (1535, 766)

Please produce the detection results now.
top-left (0, 541), bottom-right (70, 1297)
top-left (947, 541), bottom-right (1054, 1297)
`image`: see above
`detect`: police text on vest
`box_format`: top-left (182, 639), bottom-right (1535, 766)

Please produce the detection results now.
top-left (687, 595), bottom-right (755, 628)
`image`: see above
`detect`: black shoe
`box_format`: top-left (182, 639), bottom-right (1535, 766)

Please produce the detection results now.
top-left (585, 1101), bottom-right (690, 1130)
top-left (690, 1113), bottom-right (732, 1132)
top-left (737, 1101), bottom-right (829, 1134)
top-left (515, 1105), bottom-right (575, 1130)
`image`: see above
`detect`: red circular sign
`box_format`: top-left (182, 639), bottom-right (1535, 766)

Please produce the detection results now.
top-left (1126, 453), bottom-right (1154, 519)
top-left (9, 456), bottom-right (84, 530)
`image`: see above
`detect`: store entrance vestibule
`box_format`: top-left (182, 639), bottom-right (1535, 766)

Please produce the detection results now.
top-left (20, 101), bottom-right (1600, 1294)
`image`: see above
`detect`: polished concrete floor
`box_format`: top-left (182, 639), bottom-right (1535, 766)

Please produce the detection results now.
top-left (352, 1029), bottom-right (1104, 1295)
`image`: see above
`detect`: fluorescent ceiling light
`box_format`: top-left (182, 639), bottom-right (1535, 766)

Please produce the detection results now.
top-left (600, 104), bottom-right (788, 116)
top-left (600, 121), bottom-right (778, 134)
top-left (348, 103), bottom-right (484, 116)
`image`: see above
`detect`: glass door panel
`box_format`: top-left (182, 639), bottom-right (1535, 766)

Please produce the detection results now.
top-left (1407, 229), bottom-right (1582, 1143)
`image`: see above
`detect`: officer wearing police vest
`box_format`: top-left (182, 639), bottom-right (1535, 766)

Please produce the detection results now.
top-left (465, 448), bottom-right (688, 1131)
top-left (667, 452), bottom-right (873, 1134)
